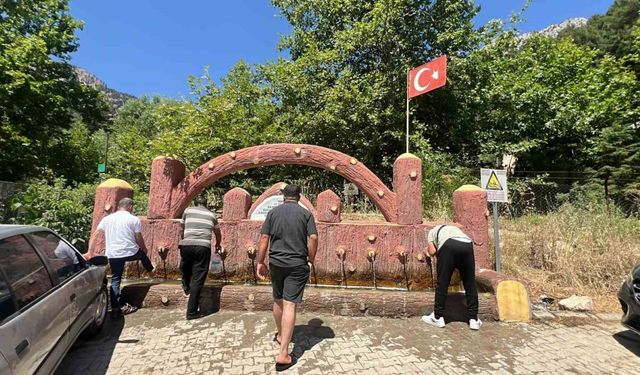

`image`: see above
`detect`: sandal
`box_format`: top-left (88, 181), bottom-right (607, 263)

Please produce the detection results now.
top-left (275, 354), bottom-right (297, 372)
top-left (273, 332), bottom-right (281, 345)
top-left (121, 303), bottom-right (138, 315)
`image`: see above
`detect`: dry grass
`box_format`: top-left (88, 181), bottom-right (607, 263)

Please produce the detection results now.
top-left (498, 204), bottom-right (640, 312)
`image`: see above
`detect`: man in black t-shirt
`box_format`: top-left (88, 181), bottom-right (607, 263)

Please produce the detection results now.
top-left (257, 184), bottom-right (318, 372)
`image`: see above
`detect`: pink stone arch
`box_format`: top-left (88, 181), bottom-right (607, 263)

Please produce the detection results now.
top-left (168, 144), bottom-right (398, 222)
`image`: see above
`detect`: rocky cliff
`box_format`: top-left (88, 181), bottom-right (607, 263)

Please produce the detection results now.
top-left (521, 17), bottom-right (588, 39)
top-left (74, 66), bottom-right (135, 110)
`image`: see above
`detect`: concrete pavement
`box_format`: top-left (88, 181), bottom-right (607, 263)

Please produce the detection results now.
top-left (56, 308), bottom-right (640, 374)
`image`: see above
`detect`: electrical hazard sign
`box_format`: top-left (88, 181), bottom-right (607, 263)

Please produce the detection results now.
top-left (481, 169), bottom-right (508, 202)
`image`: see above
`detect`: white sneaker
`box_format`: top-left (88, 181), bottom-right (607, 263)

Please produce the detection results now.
top-left (421, 312), bottom-right (445, 328)
top-left (469, 318), bottom-right (483, 330)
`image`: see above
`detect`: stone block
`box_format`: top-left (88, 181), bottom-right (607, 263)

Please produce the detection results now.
top-left (393, 153), bottom-right (422, 224)
top-left (559, 295), bottom-right (594, 312)
top-left (90, 178), bottom-right (134, 254)
top-left (148, 156), bottom-right (185, 219)
top-left (317, 189), bottom-right (341, 223)
top-left (222, 187), bottom-right (252, 221)
top-left (453, 185), bottom-right (490, 270)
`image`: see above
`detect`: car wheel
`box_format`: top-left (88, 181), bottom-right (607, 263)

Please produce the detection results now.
top-left (83, 285), bottom-right (108, 338)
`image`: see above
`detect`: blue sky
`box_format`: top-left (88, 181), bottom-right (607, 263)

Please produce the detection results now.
top-left (69, 0), bottom-right (614, 98)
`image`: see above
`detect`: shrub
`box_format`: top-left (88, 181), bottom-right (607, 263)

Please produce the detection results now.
top-left (6, 179), bottom-right (96, 251)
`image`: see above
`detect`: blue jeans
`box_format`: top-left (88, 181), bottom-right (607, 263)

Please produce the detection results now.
top-left (109, 250), bottom-right (154, 309)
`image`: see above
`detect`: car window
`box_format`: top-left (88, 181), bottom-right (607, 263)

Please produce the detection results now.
top-left (27, 231), bottom-right (83, 283)
top-left (0, 235), bottom-right (53, 310)
top-left (0, 271), bottom-right (15, 322)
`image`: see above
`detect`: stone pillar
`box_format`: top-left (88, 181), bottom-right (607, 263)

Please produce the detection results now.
top-left (393, 153), bottom-right (423, 224)
top-left (90, 178), bottom-right (134, 254)
top-left (148, 156), bottom-right (185, 219)
top-left (222, 188), bottom-right (252, 221)
top-left (317, 190), bottom-right (341, 223)
top-left (453, 185), bottom-right (491, 270)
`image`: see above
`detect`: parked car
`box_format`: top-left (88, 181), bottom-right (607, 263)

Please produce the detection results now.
top-left (0, 225), bottom-right (108, 375)
top-left (618, 262), bottom-right (640, 335)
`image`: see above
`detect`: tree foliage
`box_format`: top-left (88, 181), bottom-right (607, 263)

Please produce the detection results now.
top-left (559, 0), bottom-right (640, 74)
top-left (451, 33), bottom-right (639, 169)
top-left (3, 0), bottom-right (640, 231)
top-left (102, 0), bottom-right (640, 207)
top-left (103, 62), bottom-right (287, 195)
top-left (263, 0), bottom-right (487, 179)
top-left (7, 178), bottom-right (96, 250)
top-left (0, 0), bottom-right (108, 182)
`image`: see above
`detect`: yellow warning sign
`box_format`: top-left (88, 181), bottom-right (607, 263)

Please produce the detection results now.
top-left (486, 171), bottom-right (503, 190)
top-left (480, 168), bottom-right (508, 202)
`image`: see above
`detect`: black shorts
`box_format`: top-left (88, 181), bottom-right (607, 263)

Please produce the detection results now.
top-left (270, 264), bottom-right (310, 303)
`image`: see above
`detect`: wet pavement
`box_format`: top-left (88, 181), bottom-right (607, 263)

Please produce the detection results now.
top-left (56, 308), bottom-right (640, 374)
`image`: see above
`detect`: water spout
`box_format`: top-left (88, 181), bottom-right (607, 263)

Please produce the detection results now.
top-left (247, 246), bottom-right (257, 285)
top-left (367, 248), bottom-right (377, 289)
top-left (218, 247), bottom-right (228, 283)
top-left (157, 246), bottom-right (170, 280)
top-left (310, 262), bottom-right (318, 287)
top-left (417, 252), bottom-right (435, 288)
top-left (336, 247), bottom-right (347, 288)
top-left (397, 247), bottom-right (409, 291)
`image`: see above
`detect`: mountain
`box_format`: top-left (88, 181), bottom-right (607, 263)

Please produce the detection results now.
top-left (73, 67), bottom-right (135, 110)
top-left (521, 18), bottom-right (588, 39)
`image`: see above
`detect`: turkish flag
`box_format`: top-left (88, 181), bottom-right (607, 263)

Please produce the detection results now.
top-left (407, 55), bottom-right (447, 99)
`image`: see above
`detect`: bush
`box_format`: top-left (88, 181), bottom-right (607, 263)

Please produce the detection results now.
top-left (6, 179), bottom-right (96, 251)
top-left (417, 148), bottom-right (475, 221)
top-left (499, 201), bottom-right (640, 311)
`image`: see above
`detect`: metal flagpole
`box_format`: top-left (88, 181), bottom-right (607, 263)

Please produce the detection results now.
top-left (406, 68), bottom-right (410, 153)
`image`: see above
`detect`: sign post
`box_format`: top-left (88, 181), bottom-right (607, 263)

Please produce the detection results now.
top-left (480, 168), bottom-right (508, 272)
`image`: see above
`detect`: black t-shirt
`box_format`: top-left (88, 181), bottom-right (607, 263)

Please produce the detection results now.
top-left (260, 201), bottom-right (318, 268)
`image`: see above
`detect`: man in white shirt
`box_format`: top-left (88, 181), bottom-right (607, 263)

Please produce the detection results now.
top-left (421, 224), bottom-right (481, 330)
top-left (87, 198), bottom-right (154, 315)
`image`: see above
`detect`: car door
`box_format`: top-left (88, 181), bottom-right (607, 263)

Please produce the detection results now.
top-left (0, 234), bottom-right (70, 375)
top-left (0, 271), bottom-right (15, 375)
top-left (26, 231), bottom-right (99, 342)
top-left (0, 352), bottom-right (11, 375)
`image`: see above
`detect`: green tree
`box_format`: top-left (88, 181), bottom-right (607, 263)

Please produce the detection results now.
top-left (451, 33), bottom-right (639, 173)
top-left (48, 119), bottom-right (103, 183)
top-left (8, 178), bottom-right (96, 251)
top-left (102, 96), bottom-right (167, 190)
top-left (107, 62), bottom-right (286, 195)
top-left (589, 22), bottom-right (640, 202)
top-left (559, 0), bottom-right (640, 74)
top-left (263, 0), bottom-right (488, 180)
top-left (0, 0), bottom-right (108, 181)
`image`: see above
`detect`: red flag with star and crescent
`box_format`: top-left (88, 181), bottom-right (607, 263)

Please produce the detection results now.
top-left (407, 55), bottom-right (447, 99)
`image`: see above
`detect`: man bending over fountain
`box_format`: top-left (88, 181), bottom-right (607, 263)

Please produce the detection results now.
top-left (256, 184), bottom-right (318, 372)
top-left (421, 224), bottom-right (482, 330)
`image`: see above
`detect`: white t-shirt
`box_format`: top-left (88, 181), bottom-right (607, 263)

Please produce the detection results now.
top-left (427, 224), bottom-right (472, 250)
top-left (97, 210), bottom-right (142, 258)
